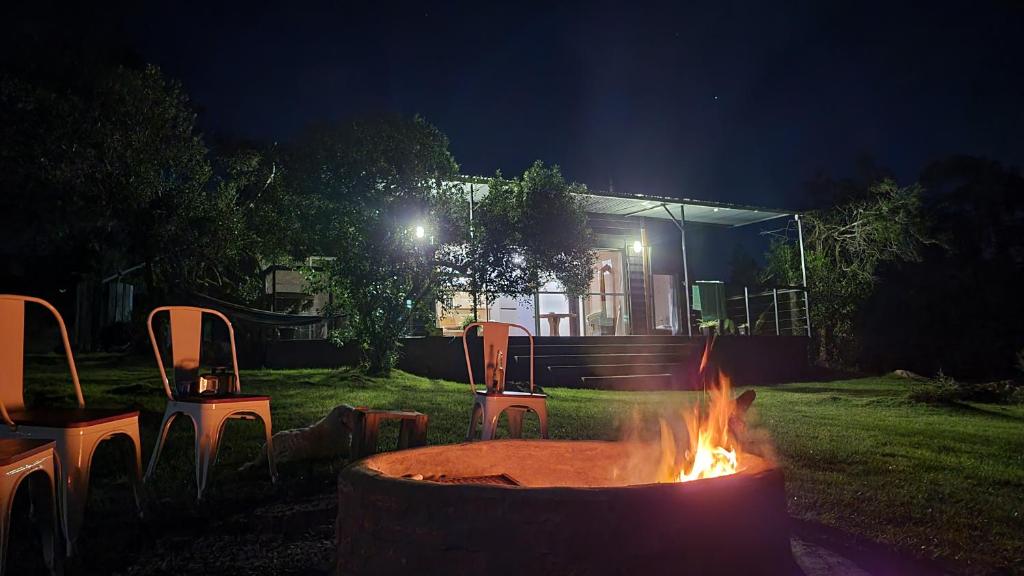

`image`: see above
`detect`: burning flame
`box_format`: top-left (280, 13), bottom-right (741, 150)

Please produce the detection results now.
top-left (655, 336), bottom-right (743, 483)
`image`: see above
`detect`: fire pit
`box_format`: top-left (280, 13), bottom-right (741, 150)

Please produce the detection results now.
top-left (337, 439), bottom-right (798, 575)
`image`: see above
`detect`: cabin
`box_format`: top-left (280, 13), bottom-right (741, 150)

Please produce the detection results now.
top-left (262, 182), bottom-right (812, 388)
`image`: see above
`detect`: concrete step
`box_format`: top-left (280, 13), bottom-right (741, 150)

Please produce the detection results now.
top-left (504, 335), bottom-right (703, 346)
top-left (576, 374), bottom-right (676, 390)
top-left (512, 352), bottom-right (685, 366)
top-left (509, 343), bottom-right (696, 356)
top-left (547, 363), bottom-right (681, 378)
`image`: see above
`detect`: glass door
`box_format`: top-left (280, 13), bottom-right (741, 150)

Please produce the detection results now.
top-left (537, 279), bottom-right (575, 336)
top-left (582, 249), bottom-right (629, 335)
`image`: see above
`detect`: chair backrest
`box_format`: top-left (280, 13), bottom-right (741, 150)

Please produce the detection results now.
top-left (462, 321), bottom-right (534, 394)
top-left (0, 295), bottom-right (85, 425)
top-left (147, 306), bottom-right (241, 400)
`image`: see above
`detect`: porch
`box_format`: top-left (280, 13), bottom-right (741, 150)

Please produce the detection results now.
top-left (436, 187), bottom-right (810, 340)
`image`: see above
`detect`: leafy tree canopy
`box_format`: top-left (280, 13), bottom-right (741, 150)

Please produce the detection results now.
top-left (444, 161), bottom-right (595, 315)
top-left (0, 60), bottom-right (304, 306)
top-left (295, 118), bottom-right (594, 374)
top-left (295, 115), bottom-right (461, 374)
top-left (764, 179), bottom-right (932, 366)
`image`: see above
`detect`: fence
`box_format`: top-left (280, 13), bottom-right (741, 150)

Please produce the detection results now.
top-left (724, 286), bottom-right (810, 337)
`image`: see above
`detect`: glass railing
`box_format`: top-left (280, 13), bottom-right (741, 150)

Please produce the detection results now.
top-left (723, 286), bottom-right (810, 336)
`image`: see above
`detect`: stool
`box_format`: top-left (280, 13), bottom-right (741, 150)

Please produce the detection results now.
top-left (349, 408), bottom-right (428, 459)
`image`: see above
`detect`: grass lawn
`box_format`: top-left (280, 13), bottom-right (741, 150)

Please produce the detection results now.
top-left (9, 355), bottom-right (1024, 575)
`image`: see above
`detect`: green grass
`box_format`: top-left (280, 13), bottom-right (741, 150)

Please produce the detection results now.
top-left (16, 356), bottom-right (1024, 574)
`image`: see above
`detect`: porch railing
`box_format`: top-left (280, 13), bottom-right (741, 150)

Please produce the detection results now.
top-left (723, 286), bottom-right (810, 337)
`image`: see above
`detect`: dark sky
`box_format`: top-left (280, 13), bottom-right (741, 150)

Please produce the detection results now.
top-left (14, 1), bottom-right (1024, 210)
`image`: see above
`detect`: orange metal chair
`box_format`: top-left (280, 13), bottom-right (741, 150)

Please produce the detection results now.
top-left (462, 322), bottom-right (549, 441)
top-left (0, 435), bottom-right (60, 576)
top-left (145, 306), bottom-right (276, 499)
top-left (0, 294), bottom-right (142, 557)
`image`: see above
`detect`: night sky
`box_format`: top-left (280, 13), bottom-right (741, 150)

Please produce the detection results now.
top-left (11, 1), bottom-right (1024, 210)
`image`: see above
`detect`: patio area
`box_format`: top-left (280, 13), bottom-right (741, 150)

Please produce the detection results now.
top-left (6, 356), bottom-right (1021, 575)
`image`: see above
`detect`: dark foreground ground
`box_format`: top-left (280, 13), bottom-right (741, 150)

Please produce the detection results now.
top-left (7, 356), bottom-right (1023, 575)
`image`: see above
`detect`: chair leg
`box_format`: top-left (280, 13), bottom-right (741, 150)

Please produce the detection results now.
top-left (481, 404), bottom-right (501, 441)
top-left (258, 408), bottom-right (277, 484)
top-left (145, 409), bottom-right (179, 482)
top-left (195, 415), bottom-right (225, 501)
top-left (121, 429), bottom-right (144, 517)
top-left (0, 482), bottom-right (10, 576)
top-left (58, 435), bottom-right (102, 557)
top-left (466, 402), bottom-right (481, 441)
top-left (506, 408), bottom-right (525, 438)
top-left (536, 404), bottom-right (550, 439)
top-left (27, 471), bottom-right (60, 575)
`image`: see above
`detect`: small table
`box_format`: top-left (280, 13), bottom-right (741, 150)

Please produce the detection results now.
top-left (538, 312), bottom-right (576, 336)
top-left (350, 408), bottom-right (429, 459)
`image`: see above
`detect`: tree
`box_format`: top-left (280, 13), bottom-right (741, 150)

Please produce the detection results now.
top-left (207, 144), bottom-right (310, 304)
top-left (296, 115), bottom-right (462, 374)
top-left (294, 118), bottom-right (595, 375)
top-left (728, 244), bottom-right (762, 289)
top-left (442, 162), bottom-right (595, 319)
top-left (763, 179), bottom-right (932, 366)
top-left (859, 157), bottom-right (1024, 377)
top-left (0, 63), bottom-right (236, 298)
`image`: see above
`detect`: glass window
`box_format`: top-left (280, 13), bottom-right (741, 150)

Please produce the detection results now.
top-left (436, 291), bottom-right (487, 334)
top-left (488, 295), bottom-right (535, 332)
top-left (652, 274), bottom-right (678, 333)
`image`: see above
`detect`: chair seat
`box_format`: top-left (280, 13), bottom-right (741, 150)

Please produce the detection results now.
top-left (173, 394), bottom-right (271, 404)
top-left (8, 408), bottom-right (140, 429)
top-left (475, 389), bottom-right (547, 399)
top-left (0, 438), bottom-right (56, 466)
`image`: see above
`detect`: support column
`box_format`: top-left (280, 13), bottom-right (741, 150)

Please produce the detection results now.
top-left (795, 214), bottom-right (811, 337)
top-left (469, 184), bottom-right (479, 322)
top-left (661, 204), bottom-right (692, 337)
top-left (640, 225), bottom-right (652, 334)
top-left (744, 286), bottom-right (751, 336)
top-left (271, 268), bottom-right (277, 312)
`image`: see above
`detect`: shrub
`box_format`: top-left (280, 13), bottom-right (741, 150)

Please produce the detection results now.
top-left (909, 371), bottom-right (1024, 405)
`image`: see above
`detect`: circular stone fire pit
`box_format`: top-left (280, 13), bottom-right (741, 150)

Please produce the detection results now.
top-left (337, 440), bottom-right (798, 575)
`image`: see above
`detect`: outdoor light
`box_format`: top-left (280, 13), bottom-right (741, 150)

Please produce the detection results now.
top-left (632, 240), bottom-right (643, 254)
top-left (414, 225), bottom-right (425, 239)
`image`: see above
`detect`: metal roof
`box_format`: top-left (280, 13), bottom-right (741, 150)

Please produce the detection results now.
top-left (577, 192), bottom-right (791, 227)
top-left (448, 180), bottom-right (791, 228)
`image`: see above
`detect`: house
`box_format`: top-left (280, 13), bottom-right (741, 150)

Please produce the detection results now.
top-left (435, 181), bottom-right (809, 339)
top-left (261, 180), bottom-right (811, 388)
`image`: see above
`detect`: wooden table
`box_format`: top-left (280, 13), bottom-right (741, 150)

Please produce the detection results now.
top-left (350, 407), bottom-right (429, 459)
top-left (538, 312), bottom-right (576, 336)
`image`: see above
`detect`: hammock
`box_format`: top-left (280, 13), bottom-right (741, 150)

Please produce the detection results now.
top-left (187, 292), bottom-right (343, 327)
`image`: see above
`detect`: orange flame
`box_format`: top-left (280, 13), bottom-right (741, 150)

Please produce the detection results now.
top-left (655, 335), bottom-right (744, 483)
top-left (656, 371), bottom-right (741, 482)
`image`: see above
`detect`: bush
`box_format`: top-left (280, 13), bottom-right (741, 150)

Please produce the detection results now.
top-left (909, 372), bottom-right (1024, 405)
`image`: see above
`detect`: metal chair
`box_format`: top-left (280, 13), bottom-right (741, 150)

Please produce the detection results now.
top-left (145, 306), bottom-right (276, 499)
top-left (0, 435), bottom-right (60, 576)
top-left (462, 322), bottom-right (549, 441)
top-left (0, 294), bottom-right (142, 557)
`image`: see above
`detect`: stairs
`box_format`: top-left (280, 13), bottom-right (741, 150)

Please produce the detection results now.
top-left (503, 335), bottom-right (703, 390)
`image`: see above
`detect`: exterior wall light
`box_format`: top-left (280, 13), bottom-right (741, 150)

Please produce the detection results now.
top-left (632, 240), bottom-right (643, 254)
top-left (414, 225), bottom-right (426, 239)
